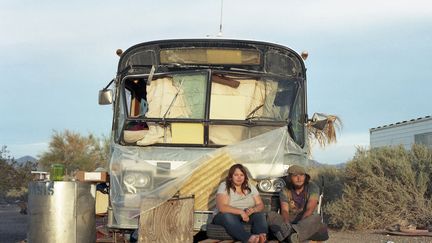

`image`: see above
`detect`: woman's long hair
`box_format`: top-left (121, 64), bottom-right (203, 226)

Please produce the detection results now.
top-left (225, 164), bottom-right (251, 195)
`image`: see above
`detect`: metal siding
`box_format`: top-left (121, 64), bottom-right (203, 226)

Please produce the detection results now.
top-left (370, 117), bottom-right (432, 148)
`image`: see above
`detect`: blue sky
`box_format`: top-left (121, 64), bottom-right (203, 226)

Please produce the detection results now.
top-left (1, 0), bottom-right (431, 164)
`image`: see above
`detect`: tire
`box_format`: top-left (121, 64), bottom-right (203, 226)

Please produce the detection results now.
top-left (206, 223), bottom-right (252, 240)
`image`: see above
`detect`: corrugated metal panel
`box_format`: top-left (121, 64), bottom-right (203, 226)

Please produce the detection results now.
top-left (179, 153), bottom-right (236, 211)
top-left (370, 116), bottom-right (432, 148)
top-left (370, 116), bottom-right (432, 131)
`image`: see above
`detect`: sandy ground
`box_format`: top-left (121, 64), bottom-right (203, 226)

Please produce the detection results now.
top-left (327, 230), bottom-right (432, 243)
top-left (0, 204), bottom-right (27, 243)
top-left (1, 204), bottom-right (431, 243)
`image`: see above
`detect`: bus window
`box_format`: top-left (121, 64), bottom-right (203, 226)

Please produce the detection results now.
top-left (209, 75), bottom-right (268, 120)
top-left (208, 74), bottom-right (300, 145)
top-left (121, 72), bottom-right (208, 145)
top-left (290, 86), bottom-right (305, 146)
top-left (146, 73), bottom-right (207, 119)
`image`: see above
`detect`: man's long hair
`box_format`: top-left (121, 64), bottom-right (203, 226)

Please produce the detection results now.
top-left (225, 164), bottom-right (251, 195)
top-left (284, 173), bottom-right (311, 190)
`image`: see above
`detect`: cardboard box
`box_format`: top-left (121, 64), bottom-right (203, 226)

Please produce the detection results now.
top-left (76, 171), bottom-right (108, 182)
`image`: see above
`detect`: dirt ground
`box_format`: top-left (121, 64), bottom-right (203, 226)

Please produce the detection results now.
top-left (1, 204), bottom-right (431, 243)
top-left (328, 229), bottom-right (432, 243)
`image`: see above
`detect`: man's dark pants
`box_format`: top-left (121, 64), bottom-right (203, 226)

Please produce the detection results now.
top-left (267, 212), bottom-right (329, 242)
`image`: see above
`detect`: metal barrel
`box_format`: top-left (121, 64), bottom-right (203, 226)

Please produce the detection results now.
top-left (28, 181), bottom-right (96, 243)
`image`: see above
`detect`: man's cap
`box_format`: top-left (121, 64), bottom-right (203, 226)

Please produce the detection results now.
top-left (287, 165), bottom-right (306, 175)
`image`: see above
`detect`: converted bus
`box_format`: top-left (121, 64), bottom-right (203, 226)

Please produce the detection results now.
top-left (99, 39), bottom-right (316, 235)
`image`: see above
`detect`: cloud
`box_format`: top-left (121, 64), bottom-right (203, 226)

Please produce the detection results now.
top-left (1, 0), bottom-right (431, 47)
top-left (222, 0), bottom-right (432, 36)
top-left (311, 132), bottom-right (369, 164)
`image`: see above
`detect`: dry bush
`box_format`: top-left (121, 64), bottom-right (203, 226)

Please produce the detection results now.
top-left (324, 145), bottom-right (432, 230)
top-left (410, 145), bottom-right (432, 198)
top-left (39, 130), bottom-right (109, 173)
top-left (309, 166), bottom-right (345, 204)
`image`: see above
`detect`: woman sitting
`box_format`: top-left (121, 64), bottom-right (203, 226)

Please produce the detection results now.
top-left (213, 164), bottom-right (268, 243)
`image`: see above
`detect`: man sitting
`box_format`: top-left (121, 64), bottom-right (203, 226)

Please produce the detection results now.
top-left (268, 165), bottom-right (329, 242)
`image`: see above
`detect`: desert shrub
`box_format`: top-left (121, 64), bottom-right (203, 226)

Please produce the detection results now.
top-left (309, 166), bottom-right (345, 204)
top-left (39, 130), bottom-right (109, 173)
top-left (324, 145), bottom-right (432, 230)
top-left (410, 145), bottom-right (432, 198)
top-left (6, 187), bottom-right (28, 201)
top-left (0, 146), bottom-right (36, 202)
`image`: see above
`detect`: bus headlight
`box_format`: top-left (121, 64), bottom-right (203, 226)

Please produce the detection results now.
top-left (135, 174), bottom-right (151, 188)
top-left (258, 179), bottom-right (272, 192)
top-left (257, 178), bottom-right (286, 192)
top-left (123, 171), bottom-right (152, 193)
top-left (123, 174), bottom-right (136, 186)
top-left (273, 178), bottom-right (286, 192)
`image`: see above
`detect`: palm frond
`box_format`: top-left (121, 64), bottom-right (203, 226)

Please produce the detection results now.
top-left (307, 113), bottom-right (342, 148)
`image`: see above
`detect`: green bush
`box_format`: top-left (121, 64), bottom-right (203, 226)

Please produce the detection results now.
top-left (321, 145), bottom-right (432, 230)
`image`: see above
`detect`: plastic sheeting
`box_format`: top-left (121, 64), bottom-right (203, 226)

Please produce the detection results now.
top-left (109, 126), bottom-right (310, 225)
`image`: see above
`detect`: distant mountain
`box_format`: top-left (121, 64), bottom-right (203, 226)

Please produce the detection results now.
top-left (309, 159), bottom-right (325, 167)
top-left (333, 162), bottom-right (346, 169)
top-left (16, 155), bottom-right (37, 164)
top-left (309, 159), bottom-right (346, 169)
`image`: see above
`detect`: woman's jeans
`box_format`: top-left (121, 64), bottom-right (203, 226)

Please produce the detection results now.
top-left (213, 212), bottom-right (268, 242)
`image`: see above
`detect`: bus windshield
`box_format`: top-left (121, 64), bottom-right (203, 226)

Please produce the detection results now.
top-left (118, 70), bottom-right (304, 146)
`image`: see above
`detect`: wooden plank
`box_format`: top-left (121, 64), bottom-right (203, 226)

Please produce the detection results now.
top-left (385, 230), bottom-right (432, 237)
top-left (138, 197), bottom-right (194, 243)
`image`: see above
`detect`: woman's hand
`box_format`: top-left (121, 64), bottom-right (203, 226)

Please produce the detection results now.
top-left (245, 207), bottom-right (255, 216)
top-left (240, 211), bottom-right (250, 222)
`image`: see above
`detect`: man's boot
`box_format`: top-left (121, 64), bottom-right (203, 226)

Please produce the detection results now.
top-left (267, 212), bottom-right (292, 242)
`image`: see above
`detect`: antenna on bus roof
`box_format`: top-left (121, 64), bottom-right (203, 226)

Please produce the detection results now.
top-left (217, 0), bottom-right (224, 37)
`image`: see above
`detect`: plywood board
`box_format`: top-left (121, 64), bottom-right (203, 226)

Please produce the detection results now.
top-left (138, 197), bottom-right (194, 243)
top-left (95, 191), bottom-right (108, 215)
top-left (210, 95), bottom-right (246, 119)
top-left (171, 123), bottom-right (204, 144)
